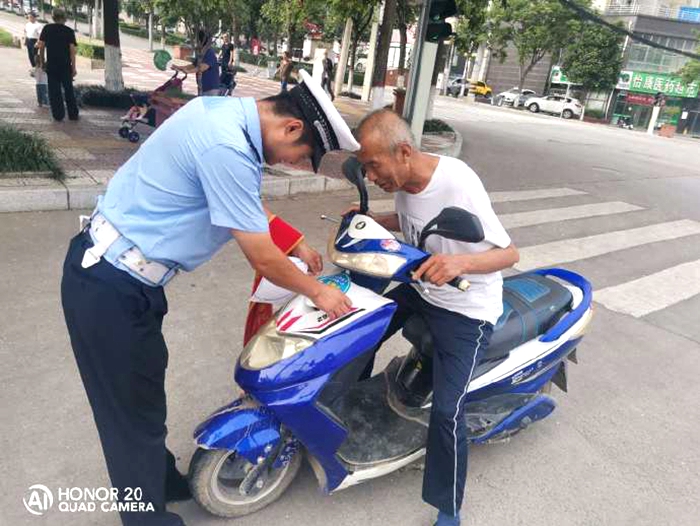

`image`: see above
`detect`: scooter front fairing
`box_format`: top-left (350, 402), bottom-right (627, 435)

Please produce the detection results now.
top-left (195, 276), bottom-right (397, 491)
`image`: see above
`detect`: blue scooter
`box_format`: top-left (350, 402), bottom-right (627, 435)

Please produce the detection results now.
top-left (187, 158), bottom-right (594, 517)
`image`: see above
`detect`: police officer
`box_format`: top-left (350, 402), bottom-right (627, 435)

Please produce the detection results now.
top-left (61, 70), bottom-right (360, 525)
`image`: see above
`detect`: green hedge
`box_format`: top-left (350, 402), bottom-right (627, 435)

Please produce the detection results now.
top-left (77, 42), bottom-right (105, 61)
top-left (75, 85), bottom-right (148, 109)
top-left (0, 124), bottom-right (63, 179)
top-left (423, 119), bottom-right (454, 133)
top-left (584, 108), bottom-right (605, 119)
top-left (75, 85), bottom-right (195, 109)
top-left (119, 22), bottom-right (187, 46)
top-left (0, 28), bottom-right (13, 47)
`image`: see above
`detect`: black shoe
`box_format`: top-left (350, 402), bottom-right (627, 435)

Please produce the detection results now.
top-left (165, 472), bottom-right (192, 503)
top-left (68, 115), bottom-right (80, 121)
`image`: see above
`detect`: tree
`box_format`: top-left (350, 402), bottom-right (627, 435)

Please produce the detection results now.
top-left (261, 0), bottom-right (326, 55)
top-left (560, 20), bottom-right (623, 112)
top-left (329, 0), bottom-right (381, 93)
top-left (679, 41), bottom-right (700, 85)
top-left (487, 0), bottom-right (580, 91)
top-left (453, 0), bottom-right (489, 78)
top-left (103, 0), bottom-right (124, 91)
top-left (396, 0), bottom-right (418, 75)
top-left (371, 0), bottom-right (398, 106)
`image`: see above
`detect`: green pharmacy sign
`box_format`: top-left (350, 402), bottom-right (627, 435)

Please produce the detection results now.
top-left (617, 70), bottom-right (699, 98)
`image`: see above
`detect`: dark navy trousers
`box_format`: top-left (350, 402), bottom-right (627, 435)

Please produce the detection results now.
top-left (362, 284), bottom-right (493, 517)
top-left (61, 233), bottom-right (185, 526)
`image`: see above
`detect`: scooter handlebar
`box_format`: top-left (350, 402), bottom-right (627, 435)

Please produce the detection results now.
top-left (448, 276), bottom-right (470, 292)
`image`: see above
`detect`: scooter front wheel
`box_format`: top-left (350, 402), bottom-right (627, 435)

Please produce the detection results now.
top-left (188, 447), bottom-right (302, 518)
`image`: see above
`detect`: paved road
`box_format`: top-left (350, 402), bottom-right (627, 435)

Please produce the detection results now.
top-left (2, 76), bottom-right (700, 526)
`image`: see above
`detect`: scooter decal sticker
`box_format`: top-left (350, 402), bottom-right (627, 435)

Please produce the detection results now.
top-left (317, 273), bottom-right (351, 294)
top-left (279, 315), bottom-right (302, 332)
top-left (380, 239), bottom-right (401, 252)
top-left (296, 308), bottom-right (365, 335)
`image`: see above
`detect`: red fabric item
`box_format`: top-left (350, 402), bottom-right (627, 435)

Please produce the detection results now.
top-left (243, 216), bottom-right (304, 346)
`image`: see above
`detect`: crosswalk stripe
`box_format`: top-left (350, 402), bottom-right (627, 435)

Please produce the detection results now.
top-left (0, 107), bottom-right (35, 114)
top-left (490, 188), bottom-right (586, 202)
top-left (516, 220), bottom-right (700, 271)
top-left (500, 201), bottom-right (643, 229)
top-left (595, 259), bottom-right (700, 317)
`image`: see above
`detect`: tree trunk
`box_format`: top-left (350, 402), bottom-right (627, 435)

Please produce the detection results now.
top-left (102, 0), bottom-right (124, 91)
top-left (347, 42), bottom-right (358, 93)
top-left (148, 12), bottom-right (153, 51)
top-left (371, 0), bottom-right (398, 109)
top-left (398, 23), bottom-right (407, 75)
top-left (160, 22), bottom-right (165, 50)
top-left (518, 62), bottom-right (526, 92)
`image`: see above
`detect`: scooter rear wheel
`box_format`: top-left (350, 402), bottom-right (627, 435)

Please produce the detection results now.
top-left (188, 447), bottom-right (302, 518)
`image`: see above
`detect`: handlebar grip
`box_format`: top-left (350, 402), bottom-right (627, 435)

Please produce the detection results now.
top-left (448, 277), bottom-right (470, 292)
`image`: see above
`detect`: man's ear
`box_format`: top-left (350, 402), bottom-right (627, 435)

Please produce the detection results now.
top-left (284, 118), bottom-right (305, 141)
top-left (397, 142), bottom-right (412, 164)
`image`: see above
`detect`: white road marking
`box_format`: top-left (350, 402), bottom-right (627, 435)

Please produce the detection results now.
top-left (490, 188), bottom-right (586, 203)
top-left (516, 220), bottom-right (700, 271)
top-left (500, 201), bottom-right (643, 229)
top-left (595, 259), bottom-right (700, 318)
top-left (0, 106), bottom-right (35, 114)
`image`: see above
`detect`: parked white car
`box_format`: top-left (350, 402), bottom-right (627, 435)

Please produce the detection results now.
top-left (526, 95), bottom-right (582, 119)
top-left (496, 87), bottom-right (536, 107)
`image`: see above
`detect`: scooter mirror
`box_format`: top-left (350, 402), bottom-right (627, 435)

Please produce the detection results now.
top-left (418, 207), bottom-right (485, 249)
top-left (342, 156), bottom-right (369, 214)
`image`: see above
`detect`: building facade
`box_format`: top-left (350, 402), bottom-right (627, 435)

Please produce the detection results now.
top-left (600, 0), bottom-right (700, 136)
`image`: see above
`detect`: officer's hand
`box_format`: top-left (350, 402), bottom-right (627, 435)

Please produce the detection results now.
top-left (291, 240), bottom-right (323, 276)
top-left (412, 254), bottom-right (465, 287)
top-left (310, 284), bottom-right (352, 320)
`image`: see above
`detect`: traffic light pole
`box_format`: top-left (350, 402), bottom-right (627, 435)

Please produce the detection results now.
top-left (402, 0), bottom-right (432, 126)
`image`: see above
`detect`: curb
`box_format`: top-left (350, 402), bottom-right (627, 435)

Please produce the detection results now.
top-left (0, 174), bottom-right (354, 213)
top-left (0, 130), bottom-right (463, 213)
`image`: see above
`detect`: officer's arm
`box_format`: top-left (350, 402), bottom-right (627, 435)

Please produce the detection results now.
top-left (233, 230), bottom-right (351, 319)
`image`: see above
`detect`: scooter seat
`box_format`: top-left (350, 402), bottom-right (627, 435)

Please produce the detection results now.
top-left (484, 274), bottom-right (573, 361)
top-left (401, 274), bottom-right (572, 363)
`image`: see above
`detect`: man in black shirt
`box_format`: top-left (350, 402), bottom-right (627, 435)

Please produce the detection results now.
top-left (37, 9), bottom-right (79, 122)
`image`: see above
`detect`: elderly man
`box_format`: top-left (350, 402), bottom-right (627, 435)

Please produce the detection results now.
top-left (61, 71), bottom-right (358, 526)
top-left (353, 109), bottom-right (519, 526)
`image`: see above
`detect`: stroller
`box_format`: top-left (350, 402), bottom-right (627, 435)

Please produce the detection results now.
top-left (118, 71), bottom-right (187, 143)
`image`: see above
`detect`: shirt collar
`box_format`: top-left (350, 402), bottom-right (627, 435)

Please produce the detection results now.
top-left (240, 98), bottom-right (264, 164)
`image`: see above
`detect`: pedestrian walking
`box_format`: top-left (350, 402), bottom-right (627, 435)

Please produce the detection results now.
top-left (36, 9), bottom-right (79, 122)
top-left (24, 12), bottom-right (42, 69)
top-left (171, 31), bottom-right (219, 96)
top-left (276, 51), bottom-right (294, 92)
top-left (321, 50), bottom-right (334, 101)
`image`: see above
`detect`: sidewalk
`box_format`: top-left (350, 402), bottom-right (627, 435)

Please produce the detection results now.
top-left (0, 17), bottom-right (460, 213)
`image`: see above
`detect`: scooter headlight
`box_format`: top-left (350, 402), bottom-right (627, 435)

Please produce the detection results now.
top-left (328, 234), bottom-right (407, 278)
top-left (239, 318), bottom-right (313, 370)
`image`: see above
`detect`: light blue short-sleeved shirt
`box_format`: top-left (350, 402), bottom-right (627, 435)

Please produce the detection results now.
top-left (97, 97), bottom-right (269, 277)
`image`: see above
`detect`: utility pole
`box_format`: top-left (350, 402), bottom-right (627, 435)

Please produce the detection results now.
top-left (334, 18), bottom-right (353, 99)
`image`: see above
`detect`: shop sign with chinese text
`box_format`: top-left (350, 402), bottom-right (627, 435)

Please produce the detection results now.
top-left (616, 70), bottom-right (699, 98)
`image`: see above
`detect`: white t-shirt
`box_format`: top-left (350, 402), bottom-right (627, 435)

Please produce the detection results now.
top-left (25, 22), bottom-right (43, 40)
top-left (394, 155), bottom-right (511, 325)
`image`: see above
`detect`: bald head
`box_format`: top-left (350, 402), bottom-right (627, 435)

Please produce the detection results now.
top-left (355, 109), bottom-right (415, 153)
